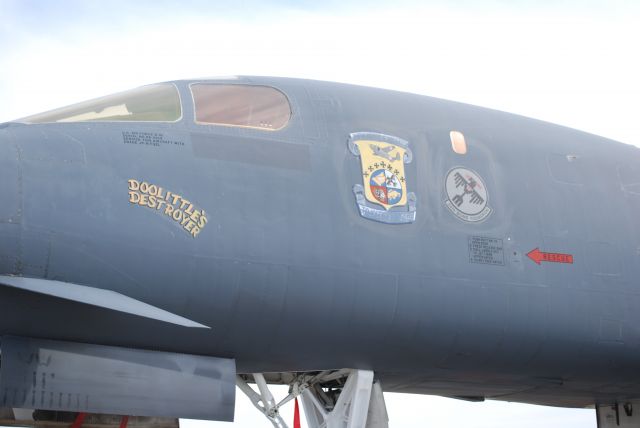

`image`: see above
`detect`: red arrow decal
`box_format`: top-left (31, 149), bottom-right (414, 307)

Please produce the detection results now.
top-left (527, 248), bottom-right (574, 265)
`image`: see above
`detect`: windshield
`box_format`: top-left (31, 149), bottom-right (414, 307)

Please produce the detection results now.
top-left (191, 84), bottom-right (291, 130)
top-left (19, 84), bottom-right (182, 123)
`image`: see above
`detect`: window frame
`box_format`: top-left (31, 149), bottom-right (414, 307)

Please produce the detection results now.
top-left (189, 83), bottom-right (292, 131)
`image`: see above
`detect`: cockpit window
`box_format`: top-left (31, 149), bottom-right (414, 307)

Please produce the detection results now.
top-left (19, 84), bottom-right (182, 123)
top-left (191, 84), bottom-right (291, 131)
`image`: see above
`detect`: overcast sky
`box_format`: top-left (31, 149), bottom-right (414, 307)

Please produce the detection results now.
top-left (3, 0), bottom-right (639, 426)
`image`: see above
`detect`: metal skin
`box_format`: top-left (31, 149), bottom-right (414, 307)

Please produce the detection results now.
top-left (1, 76), bottom-right (639, 412)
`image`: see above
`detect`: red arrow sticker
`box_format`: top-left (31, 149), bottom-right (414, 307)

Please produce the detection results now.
top-left (527, 248), bottom-right (574, 265)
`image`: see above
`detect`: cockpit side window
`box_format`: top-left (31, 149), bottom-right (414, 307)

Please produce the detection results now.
top-left (20, 84), bottom-right (182, 123)
top-left (191, 84), bottom-right (291, 131)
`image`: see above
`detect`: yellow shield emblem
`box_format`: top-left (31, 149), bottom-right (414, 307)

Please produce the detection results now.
top-left (348, 132), bottom-right (416, 224)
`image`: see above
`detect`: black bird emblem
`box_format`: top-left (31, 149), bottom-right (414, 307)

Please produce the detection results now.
top-left (452, 172), bottom-right (485, 207)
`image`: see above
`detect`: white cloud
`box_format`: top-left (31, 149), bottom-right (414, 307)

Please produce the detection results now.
top-left (3, 5), bottom-right (640, 143)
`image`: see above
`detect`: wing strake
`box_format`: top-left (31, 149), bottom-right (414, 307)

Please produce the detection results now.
top-left (0, 275), bottom-right (209, 329)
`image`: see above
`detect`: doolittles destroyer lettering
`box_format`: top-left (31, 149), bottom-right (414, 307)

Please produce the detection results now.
top-left (128, 179), bottom-right (208, 238)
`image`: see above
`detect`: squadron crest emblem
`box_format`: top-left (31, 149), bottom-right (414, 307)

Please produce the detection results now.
top-left (444, 167), bottom-right (492, 222)
top-left (348, 132), bottom-right (416, 224)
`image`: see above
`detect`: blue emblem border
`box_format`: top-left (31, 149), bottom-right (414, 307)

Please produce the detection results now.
top-left (348, 132), bottom-right (417, 225)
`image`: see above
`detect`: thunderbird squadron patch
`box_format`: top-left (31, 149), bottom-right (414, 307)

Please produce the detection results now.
top-left (348, 132), bottom-right (416, 224)
top-left (444, 167), bottom-right (492, 222)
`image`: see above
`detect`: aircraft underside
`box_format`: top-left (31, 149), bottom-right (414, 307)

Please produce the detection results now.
top-left (0, 274), bottom-right (639, 427)
top-left (0, 335), bottom-right (638, 428)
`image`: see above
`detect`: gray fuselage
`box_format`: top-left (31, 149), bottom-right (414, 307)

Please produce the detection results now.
top-left (0, 77), bottom-right (638, 408)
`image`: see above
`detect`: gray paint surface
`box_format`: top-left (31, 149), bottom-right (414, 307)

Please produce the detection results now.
top-left (0, 336), bottom-right (236, 420)
top-left (0, 77), bottom-right (639, 409)
top-left (0, 275), bottom-right (208, 328)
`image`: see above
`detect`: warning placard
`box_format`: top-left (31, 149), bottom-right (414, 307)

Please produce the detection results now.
top-left (469, 236), bottom-right (504, 266)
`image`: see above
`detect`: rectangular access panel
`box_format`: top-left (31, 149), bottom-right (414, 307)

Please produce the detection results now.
top-left (0, 336), bottom-right (236, 421)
